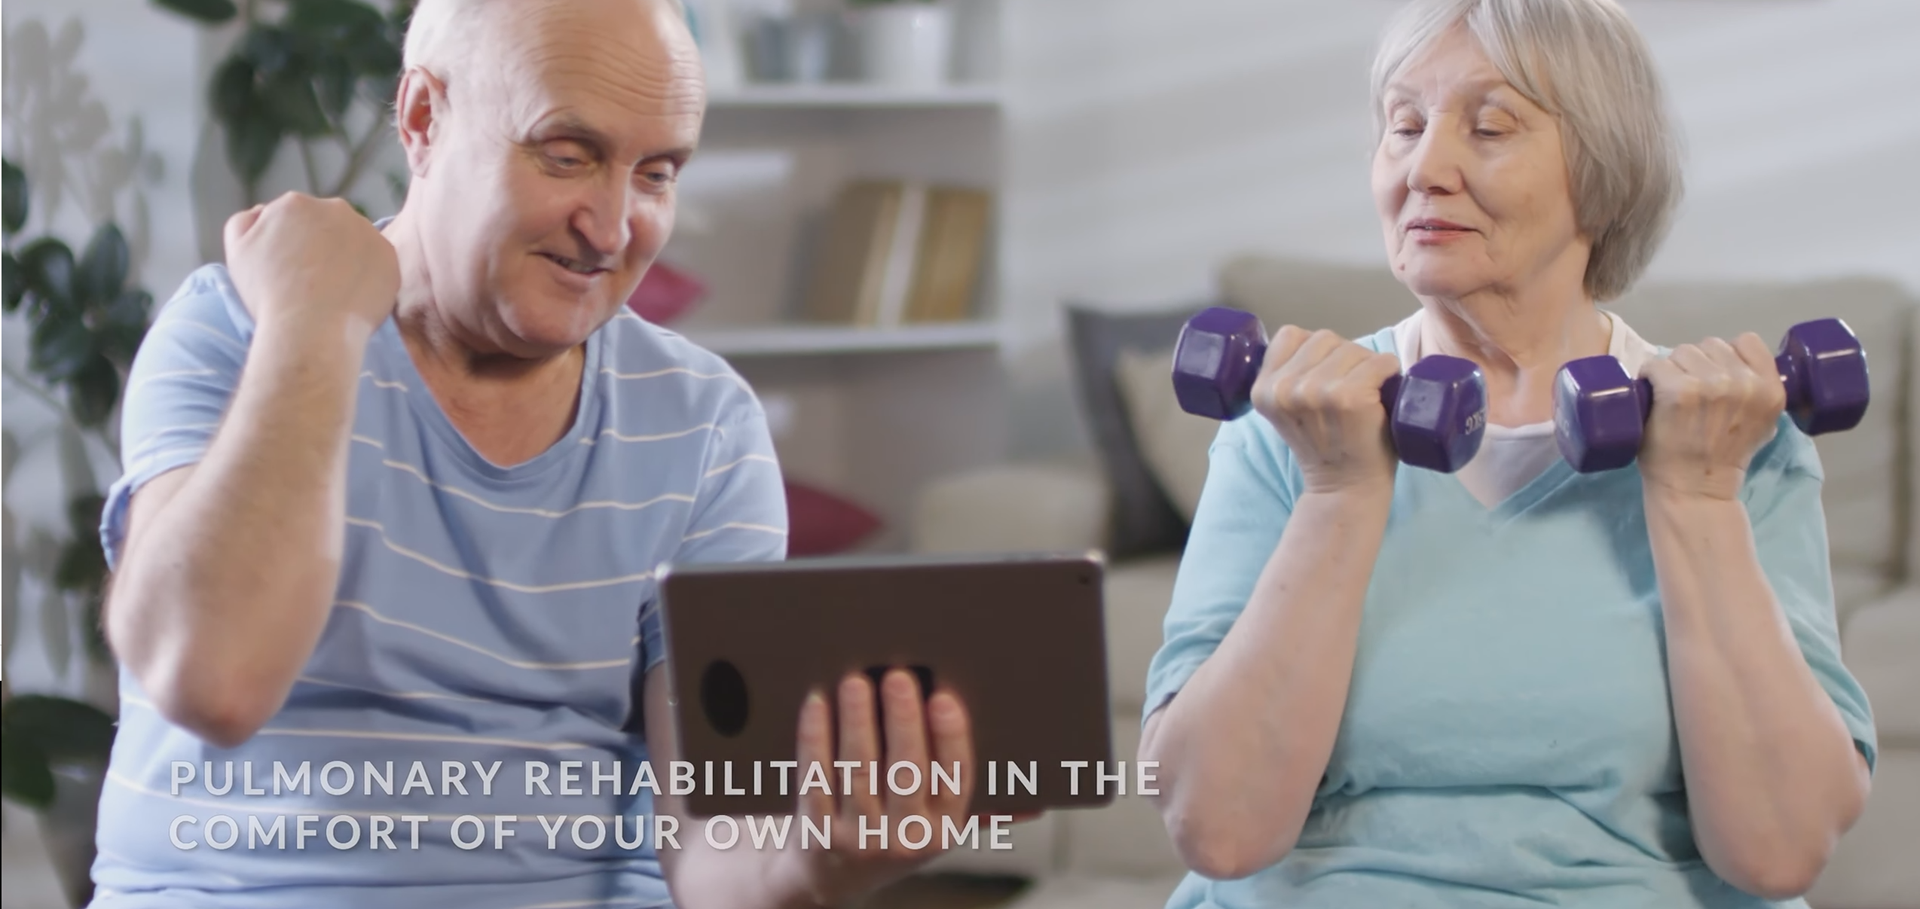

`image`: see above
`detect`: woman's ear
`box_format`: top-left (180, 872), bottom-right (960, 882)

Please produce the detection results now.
top-left (394, 66), bottom-right (446, 178)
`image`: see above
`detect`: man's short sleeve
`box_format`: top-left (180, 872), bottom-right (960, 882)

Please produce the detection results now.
top-left (100, 266), bottom-right (253, 568)
top-left (1744, 420), bottom-right (1879, 771)
top-left (636, 402), bottom-right (788, 675)
top-left (1142, 417), bottom-right (1298, 723)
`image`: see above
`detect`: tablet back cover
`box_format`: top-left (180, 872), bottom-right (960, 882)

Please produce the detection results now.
top-left (659, 553), bottom-right (1113, 816)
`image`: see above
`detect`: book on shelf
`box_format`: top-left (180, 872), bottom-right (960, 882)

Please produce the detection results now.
top-left (799, 180), bottom-right (991, 328)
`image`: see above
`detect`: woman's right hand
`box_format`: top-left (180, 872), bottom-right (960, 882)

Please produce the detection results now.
top-left (1251, 326), bottom-right (1404, 496)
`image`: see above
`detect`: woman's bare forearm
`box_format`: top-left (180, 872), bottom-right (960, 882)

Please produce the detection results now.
top-left (107, 317), bottom-right (372, 747)
top-left (1646, 490), bottom-right (1870, 900)
top-left (1141, 487), bottom-right (1391, 879)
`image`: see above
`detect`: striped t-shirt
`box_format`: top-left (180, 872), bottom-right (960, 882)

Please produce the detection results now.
top-left (92, 264), bottom-right (787, 908)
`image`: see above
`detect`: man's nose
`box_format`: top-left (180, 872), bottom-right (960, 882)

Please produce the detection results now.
top-left (573, 176), bottom-right (633, 258)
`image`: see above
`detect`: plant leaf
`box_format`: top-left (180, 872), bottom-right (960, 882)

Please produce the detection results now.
top-left (1, 732), bottom-right (56, 809)
top-left (53, 535), bottom-right (107, 593)
top-left (287, 0), bottom-right (385, 33)
top-left (54, 534), bottom-right (109, 593)
top-left (238, 26), bottom-right (299, 79)
top-left (98, 290), bottom-right (153, 364)
top-left (315, 56), bottom-right (357, 122)
top-left (151, 0), bottom-right (238, 25)
top-left (19, 238), bottom-right (76, 308)
top-left (2, 159), bottom-right (27, 236)
top-left (3, 252), bottom-right (22, 312)
top-left (4, 695), bottom-right (117, 763)
top-left (66, 356), bottom-right (122, 429)
top-left (265, 76), bottom-right (333, 137)
top-left (28, 307), bottom-right (94, 382)
top-left (210, 57), bottom-right (257, 125)
top-left (349, 34), bottom-right (402, 78)
top-left (226, 115), bottom-right (285, 184)
top-left (67, 494), bottom-right (108, 541)
top-left (78, 223), bottom-right (130, 306)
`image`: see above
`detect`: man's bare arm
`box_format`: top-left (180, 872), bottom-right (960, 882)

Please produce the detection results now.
top-left (104, 195), bottom-right (399, 748)
top-left (106, 318), bottom-right (370, 748)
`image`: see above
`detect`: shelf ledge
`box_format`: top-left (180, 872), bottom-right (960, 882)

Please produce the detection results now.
top-left (678, 322), bottom-right (1003, 357)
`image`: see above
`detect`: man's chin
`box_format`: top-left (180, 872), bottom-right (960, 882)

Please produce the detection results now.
top-left (495, 303), bottom-right (614, 358)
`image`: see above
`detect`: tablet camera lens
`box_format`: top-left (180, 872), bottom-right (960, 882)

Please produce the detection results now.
top-left (700, 659), bottom-right (750, 737)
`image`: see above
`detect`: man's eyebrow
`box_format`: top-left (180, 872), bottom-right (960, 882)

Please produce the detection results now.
top-left (533, 113), bottom-right (614, 149)
top-left (532, 114), bottom-right (696, 162)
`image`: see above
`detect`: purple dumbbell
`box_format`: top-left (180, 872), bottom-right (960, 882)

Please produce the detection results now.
top-left (1553, 317), bottom-right (1871, 473)
top-left (1171, 306), bottom-right (1489, 473)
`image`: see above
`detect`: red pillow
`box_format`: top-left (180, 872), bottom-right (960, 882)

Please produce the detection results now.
top-left (784, 480), bottom-right (882, 557)
top-left (626, 260), bottom-right (707, 325)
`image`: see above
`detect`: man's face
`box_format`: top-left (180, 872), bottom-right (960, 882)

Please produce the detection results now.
top-left (417, 0), bottom-right (704, 356)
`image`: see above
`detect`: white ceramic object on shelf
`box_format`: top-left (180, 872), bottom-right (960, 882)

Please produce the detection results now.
top-left (859, 2), bottom-right (954, 89)
top-left (685, 0), bottom-right (746, 92)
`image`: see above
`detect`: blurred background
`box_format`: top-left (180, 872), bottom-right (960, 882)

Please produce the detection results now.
top-left (4, 1), bottom-right (1916, 907)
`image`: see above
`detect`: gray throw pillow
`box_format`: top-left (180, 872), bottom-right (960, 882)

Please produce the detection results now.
top-left (1064, 302), bottom-right (1211, 558)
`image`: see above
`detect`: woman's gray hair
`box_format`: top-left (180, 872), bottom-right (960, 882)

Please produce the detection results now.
top-left (1371, 0), bottom-right (1683, 301)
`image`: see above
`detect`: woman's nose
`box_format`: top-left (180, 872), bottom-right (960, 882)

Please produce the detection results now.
top-left (1405, 128), bottom-right (1465, 196)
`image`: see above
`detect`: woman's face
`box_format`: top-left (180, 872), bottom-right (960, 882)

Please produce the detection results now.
top-left (1372, 27), bottom-right (1589, 302)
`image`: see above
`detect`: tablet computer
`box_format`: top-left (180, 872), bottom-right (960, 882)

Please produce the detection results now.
top-left (658, 552), bottom-right (1114, 817)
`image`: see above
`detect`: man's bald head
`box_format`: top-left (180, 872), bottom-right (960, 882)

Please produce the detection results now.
top-left (384, 0), bottom-right (705, 359)
top-left (401, 0), bottom-right (696, 111)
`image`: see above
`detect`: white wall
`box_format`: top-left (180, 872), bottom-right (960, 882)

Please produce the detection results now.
top-left (996, 0), bottom-right (1920, 457)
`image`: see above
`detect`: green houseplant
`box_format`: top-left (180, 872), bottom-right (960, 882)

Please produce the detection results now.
top-left (150, 0), bottom-right (415, 208)
top-left (2, 155), bottom-right (145, 907)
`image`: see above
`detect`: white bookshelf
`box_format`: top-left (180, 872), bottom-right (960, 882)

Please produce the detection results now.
top-left (670, 0), bottom-right (1008, 550)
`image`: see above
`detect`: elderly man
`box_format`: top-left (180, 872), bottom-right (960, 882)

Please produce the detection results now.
top-left (91, 0), bottom-right (974, 906)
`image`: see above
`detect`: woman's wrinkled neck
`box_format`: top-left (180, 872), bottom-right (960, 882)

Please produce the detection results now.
top-left (1418, 264), bottom-right (1611, 426)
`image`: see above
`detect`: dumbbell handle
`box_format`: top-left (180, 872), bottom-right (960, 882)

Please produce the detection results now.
top-left (1623, 350), bottom-right (1805, 421)
top-left (1174, 307), bottom-right (1488, 472)
top-left (1614, 318), bottom-right (1868, 436)
top-left (1174, 320), bottom-right (1410, 421)
top-left (1557, 317), bottom-right (1870, 474)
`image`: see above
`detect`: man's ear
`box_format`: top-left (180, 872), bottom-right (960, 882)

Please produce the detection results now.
top-left (394, 66), bottom-right (447, 178)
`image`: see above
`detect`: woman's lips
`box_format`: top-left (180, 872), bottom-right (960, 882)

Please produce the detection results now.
top-left (1406, 219), bottom-right (1476, 244)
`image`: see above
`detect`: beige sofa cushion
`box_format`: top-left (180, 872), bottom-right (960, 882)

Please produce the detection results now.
top-left (1807, 749), bottom-right (1920, 909)
top-left (1113, 347), bottom-right (1214, 523)
top-left (1105, 555), bottom-right (1182, 717)
top-left (1218, 254), bottom-right (1424, 340)
top-left (1842, 586), bottom-right (1920, 745)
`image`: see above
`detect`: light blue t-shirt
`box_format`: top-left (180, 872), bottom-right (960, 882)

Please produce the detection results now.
top-left (1145, 326), bottom-right (1877, 909)
top-left (92, 265), bottom-right (787, 908)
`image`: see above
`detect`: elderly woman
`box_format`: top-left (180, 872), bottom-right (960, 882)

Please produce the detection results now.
top-left (1136, 0), bottom-right (1876, 907)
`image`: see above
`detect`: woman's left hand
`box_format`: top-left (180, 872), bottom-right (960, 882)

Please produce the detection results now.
top-left (1638, 334), bottom-right (1786, 501)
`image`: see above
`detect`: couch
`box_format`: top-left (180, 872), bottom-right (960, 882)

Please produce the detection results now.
top-left (910, 255), bottom-right (1920, 909)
